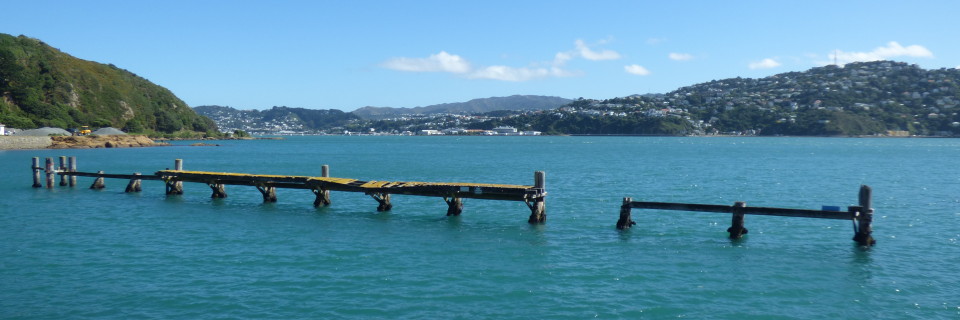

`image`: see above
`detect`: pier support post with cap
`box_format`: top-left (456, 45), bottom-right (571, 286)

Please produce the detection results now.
top-left (371, 193), bottom-right (392, 211)
top-left (526, 171), bottom-right (546, 224)
top-left (90, 171), bottom-right (106, 189)
top-left (68, 156), bottom-right (77, 187)
top-left (313, 165), bottom-right (332, 207)
top-left (165, 159), bottom-right (183, 195)
top-left (727, 201), bottom-right (748, 239)
top-left (58, 156), bottom-right (68, 186)
top-left (44, 157), bottom-right (56, 189)
top-left (32, 157), bottom-right (42, 188)
top-left (616, 197), bottom-right (636, 229)
top-left (125, 173), bottom-right (142, 193)
top-left (445, 197), bottom-right (463, 216)
top-left (257, 185), bottom-right (277, 202)
top-left (209, 183), bottom-right (227, 198)
top-left (852, 185), bottom-right (876, 246)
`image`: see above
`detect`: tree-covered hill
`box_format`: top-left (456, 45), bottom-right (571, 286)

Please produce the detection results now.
top-left (662, 61), bottom-right (960, 135)
top-left (0, 33), bottom-right (216, 133)
top-left (497, 61), bottom-right (960, 136)
top-left (194, 105), bottom-right (358, 133)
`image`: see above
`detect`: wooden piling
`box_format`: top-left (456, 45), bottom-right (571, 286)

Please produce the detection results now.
top-left (32, 157), bottom-right (42, 188)
top-left (313, 187), bottom-right (331, 207)
top-left (125, 173), bottom-right (143, 193)
top-left (165, 159), bottom-right (184, 195)
top-left (312, 165), bottom-right (331, 207)
top-left (527, 171), bottom-right (546, 224)
top-left (445, 197), bottom-right (463, 216)
top-left (90, 171), bottom-right (105, 189)
top-left (256, 185), bottom-right (277, 202)
top-left (371, 192), bottom-right (392, 211)
top-left (209, 183), bottom-right (227, 198)
top-left (44, 157), bottom-right (55, 189)
top-left (616, 197), bottom-right (635, 229)
top-left (68, 156), bottom-right (77, 187)
top-left (727, 201), bottom-right (748, 239)
top-left (853, 185), bottom-right (876, 246)
top-left (59, 156), bottom-right (68, 186)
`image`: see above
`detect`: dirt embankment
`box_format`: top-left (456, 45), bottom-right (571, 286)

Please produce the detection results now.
top-left (49, 135), bottom-right (169, 149)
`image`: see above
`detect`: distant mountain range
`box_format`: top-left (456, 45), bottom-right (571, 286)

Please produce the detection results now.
top-left (197, 61), bottom-right (960, 136)
top-left (195, 95), bottom-right (572, 132)
top-left (351, 95), bottom-right (572, 120)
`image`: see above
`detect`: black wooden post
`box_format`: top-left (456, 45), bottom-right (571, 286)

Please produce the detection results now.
top-left (257, 185), bottom-right (277, 202)
top-left (727, 201), bottom-right (748, 239)
top-left (527, 171), bottom-right (546, 224)
top-left (445, 197), bottom-right (463, 216)
top-left (209, 183), bottom-right (227, 198)
top-left (616, 197), bottom-right (636, 229)
top-left (853, 185), bottom-right (876, 246)
top-left (371, 193), bottom-right (392, 211)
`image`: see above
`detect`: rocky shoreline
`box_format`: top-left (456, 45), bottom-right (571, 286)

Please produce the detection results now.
top-left (0, 135), bottom-right (168, 150)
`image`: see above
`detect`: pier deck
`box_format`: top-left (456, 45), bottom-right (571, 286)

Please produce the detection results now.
top-left (155, 170), bottom-right (545, 202)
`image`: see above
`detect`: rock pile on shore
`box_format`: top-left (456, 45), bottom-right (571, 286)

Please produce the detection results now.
top-left (49, 135), bottom-right (167, 149)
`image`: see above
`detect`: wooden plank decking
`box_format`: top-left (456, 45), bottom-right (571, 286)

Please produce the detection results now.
top-left (154, 170), bottom-right (545, 201)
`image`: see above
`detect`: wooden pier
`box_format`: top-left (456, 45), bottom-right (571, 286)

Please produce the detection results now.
top-left (32, 157), bottom-right (547, 223)
top-left (616, 185), bottom-right (876, 246)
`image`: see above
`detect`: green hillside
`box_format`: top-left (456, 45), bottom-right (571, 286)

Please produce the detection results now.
top-left (0, 33), bottom-right (216, 134)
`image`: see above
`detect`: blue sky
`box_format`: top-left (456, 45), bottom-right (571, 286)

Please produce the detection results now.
top-left (2, 0), bottom-right (958, 111)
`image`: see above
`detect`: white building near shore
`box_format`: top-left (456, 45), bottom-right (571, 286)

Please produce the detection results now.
top-left (493, 126), bottom-right (518, 134)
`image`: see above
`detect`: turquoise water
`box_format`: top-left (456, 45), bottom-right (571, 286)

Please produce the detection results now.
top-left (1, 136), bottom-right (958, 319)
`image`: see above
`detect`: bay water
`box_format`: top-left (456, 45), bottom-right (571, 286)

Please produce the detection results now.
top-left (1, 136), bottom-right (958, 319)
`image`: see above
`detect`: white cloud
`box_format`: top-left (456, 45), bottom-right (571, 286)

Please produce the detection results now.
top-left (553, 52), bottom-right (573, 66)
top-left (624, 64), bottom-right (651, 75)
top-left (382, 51), bottom-right (575, 82)
top-left (575, 39), bottom-right (621, 61)
top-left (381, 51), bottom-right (472, 73)
top-left (382, 38), bottom-right (622, 82)
top-left (469, 66), bottom-right (572, 82)
top-left (831, 41), bottom-right (933, 65)
top-left (748, 58), bottom-right (781, 69)
top-left (669, 53), bottom-right (694, 61)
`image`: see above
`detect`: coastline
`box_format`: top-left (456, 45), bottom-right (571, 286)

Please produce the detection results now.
top-left (0, 135), bottom-right (169, 150)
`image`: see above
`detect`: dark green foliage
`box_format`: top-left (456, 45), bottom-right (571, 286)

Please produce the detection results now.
top-left (194, 105), bottom-right (359, 132)
top-left (261, 106), bottom-right (357, 129)
top-left (0, 33), bottom-right (216, 133)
